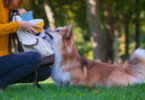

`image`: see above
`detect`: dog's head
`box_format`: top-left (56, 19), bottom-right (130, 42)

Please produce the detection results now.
top-left (46, 25), bottom-right (74, 49)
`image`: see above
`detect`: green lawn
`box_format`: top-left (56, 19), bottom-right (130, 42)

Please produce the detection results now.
top-left (0, 79), bottom-right (145, 100)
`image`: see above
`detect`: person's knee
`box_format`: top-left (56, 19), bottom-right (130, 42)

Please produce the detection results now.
top-left (30, 52), bottom-right (41, 63)
top-left (26, 52), bottom-right (42, 68)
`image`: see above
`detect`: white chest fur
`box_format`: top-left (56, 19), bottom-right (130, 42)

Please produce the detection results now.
top-left (51, 47), bottom-right (71, 85)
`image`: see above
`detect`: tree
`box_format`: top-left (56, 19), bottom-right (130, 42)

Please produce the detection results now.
top-left (86, 0), bottom-right (105, 61)
top-left (135, 0), bottom-right (141, 48)
top-left (100, 0), bottom-right (120, 63)
top-left (117, 0), bottom-right (135, 58)
top-left (44, 0), bottom-right (55, 28)
top-left (123, 12), bottom-right (133, 58)
top-left (103, 1), bottom-right (115, 63)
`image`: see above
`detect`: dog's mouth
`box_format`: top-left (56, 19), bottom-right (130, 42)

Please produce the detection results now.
top-left (45, 31), bottom-right (54, 40)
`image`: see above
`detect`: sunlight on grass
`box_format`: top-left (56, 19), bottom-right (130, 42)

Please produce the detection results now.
top-left (40, 78), bottom-right (54, 84)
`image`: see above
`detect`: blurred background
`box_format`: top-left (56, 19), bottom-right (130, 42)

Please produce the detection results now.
top-left (25, 0), bottom-right (145, 64)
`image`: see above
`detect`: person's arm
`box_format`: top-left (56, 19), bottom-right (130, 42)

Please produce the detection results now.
top-left (0, 21), bottom-right (42, 35)
top-left (0, 22), bottom-right (20, 35)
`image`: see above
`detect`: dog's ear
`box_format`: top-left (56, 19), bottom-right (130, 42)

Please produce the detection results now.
top-left (66, 24), bottom-right (73, 38)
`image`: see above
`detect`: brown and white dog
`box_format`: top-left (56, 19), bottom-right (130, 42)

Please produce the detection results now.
top-left (46, 25), bottom-right (145, 88)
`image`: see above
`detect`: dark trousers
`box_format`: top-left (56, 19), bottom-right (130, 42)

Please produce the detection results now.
top-left (0, 52), bottom-right (51, 88)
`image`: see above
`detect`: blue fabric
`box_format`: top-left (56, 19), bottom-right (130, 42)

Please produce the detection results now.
top-left (21, 11), bottom-right (33, 21)
top-left (0, 52), bottom-right (51, 88)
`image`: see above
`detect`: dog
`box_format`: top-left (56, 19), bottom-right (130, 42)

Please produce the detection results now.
top-left (46, 25), bottom-right (145, 88)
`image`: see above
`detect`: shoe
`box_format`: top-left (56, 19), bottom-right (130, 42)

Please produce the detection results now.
top-left (0, 88), bottom-right (3, 93)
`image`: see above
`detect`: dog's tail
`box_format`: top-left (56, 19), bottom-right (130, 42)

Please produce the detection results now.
top-left (129, 48), bottom-right (145, 84)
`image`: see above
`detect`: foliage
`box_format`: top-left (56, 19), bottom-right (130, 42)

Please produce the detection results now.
top-left (25, 0), bottom-right (93, 59)
top-left (24, 0), bottom-right (145, 62)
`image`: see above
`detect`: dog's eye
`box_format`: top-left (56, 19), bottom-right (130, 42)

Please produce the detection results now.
top-left (56, 29), bottom-right (60, 32)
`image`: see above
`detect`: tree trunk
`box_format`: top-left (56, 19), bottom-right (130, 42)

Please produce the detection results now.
top-left (124, 13), bottom-right (133, 59)
top-left (135, 0), bottom-right (140, 48)
top-left (114, 30), bottom-right (119, 64)
top-left (135, 15), bottom-right (140, 48)
top-left (105, 23), bottom-right (114, 63)
top-left (104, 4), bottom-right (114, 63)
top-left (44, 0), bottom-right (55, 28)
top-left (86, 0), bottom-right (105, 61)
top-left (124, 18), bottom-right (130, 58)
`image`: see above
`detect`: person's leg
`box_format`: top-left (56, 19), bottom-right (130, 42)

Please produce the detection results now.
top-left (0, 52), bottom-right (41, 89)
top-left (14, 64), bottom-right (51, 83)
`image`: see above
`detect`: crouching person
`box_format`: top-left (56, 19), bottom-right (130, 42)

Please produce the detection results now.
top-left (0, 52), bottom-right (51, 89)
top-left (0, 0), bottom-right (52, 91)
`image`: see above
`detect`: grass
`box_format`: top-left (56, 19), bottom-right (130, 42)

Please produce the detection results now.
top-left (0, 79), bottom-right (145, 100)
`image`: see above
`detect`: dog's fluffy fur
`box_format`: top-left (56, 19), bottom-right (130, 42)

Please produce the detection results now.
top-left (46, 25), bottom-right (145, 88)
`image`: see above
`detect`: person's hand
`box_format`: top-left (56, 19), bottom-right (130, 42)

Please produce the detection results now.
top-left (18, 9), bottom-right (27, 15)
top-left (19, 21), bottom-right (42, 34)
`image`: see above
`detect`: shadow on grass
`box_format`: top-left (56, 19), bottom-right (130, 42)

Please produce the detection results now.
top-left (4, 82), bottom-right (145, 93)
top-left (6, 83), bottom-right (89, 93)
